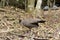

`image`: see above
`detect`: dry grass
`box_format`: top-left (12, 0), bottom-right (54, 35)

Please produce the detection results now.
top-left (0, 6), bottom-right (60, 40)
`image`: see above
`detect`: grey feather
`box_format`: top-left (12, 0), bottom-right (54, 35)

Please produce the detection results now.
top-left (19, 18), bottom-right (46, 29)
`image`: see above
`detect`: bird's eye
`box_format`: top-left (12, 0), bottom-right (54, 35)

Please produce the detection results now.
top-left (19, 20), bottom-right (21, 23)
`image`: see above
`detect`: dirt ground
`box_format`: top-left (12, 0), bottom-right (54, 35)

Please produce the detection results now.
top-left (0, 6), bottom-right (60, 40)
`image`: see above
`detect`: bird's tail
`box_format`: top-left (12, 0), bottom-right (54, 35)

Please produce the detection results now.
top-left (37, 20), bottom-right (46, 23)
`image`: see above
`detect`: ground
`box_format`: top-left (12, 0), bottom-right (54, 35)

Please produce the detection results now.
top-left (0, 6), bottom-right (60, 40)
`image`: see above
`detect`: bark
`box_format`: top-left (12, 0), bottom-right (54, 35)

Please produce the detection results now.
top-left (35, 0), bottom-right (44, 19)
top-left (0, 0), bottom-right (9, 7)
top-left (36, 0), bottom-right (42, 10)
top-left (0, 0), bottom-right (6, 7)
top-left (27, 0), bottom-right (35, 12)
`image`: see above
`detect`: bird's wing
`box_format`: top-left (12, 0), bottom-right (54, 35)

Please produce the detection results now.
top-left (29, 19), bottom-right (46, 23)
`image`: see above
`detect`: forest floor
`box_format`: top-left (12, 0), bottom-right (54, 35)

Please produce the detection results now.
top-left (0, 6), bottom-right (60, 40)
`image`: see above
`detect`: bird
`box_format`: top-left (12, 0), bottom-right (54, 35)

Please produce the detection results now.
top-left (43, 5), bottom-right (58, 11)
top-left (19, 18), bottom-right (46, 29)
top-left (43, 6), bottom-right (49, 11)
top-left (52, 5), bottom-right (58, 10)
